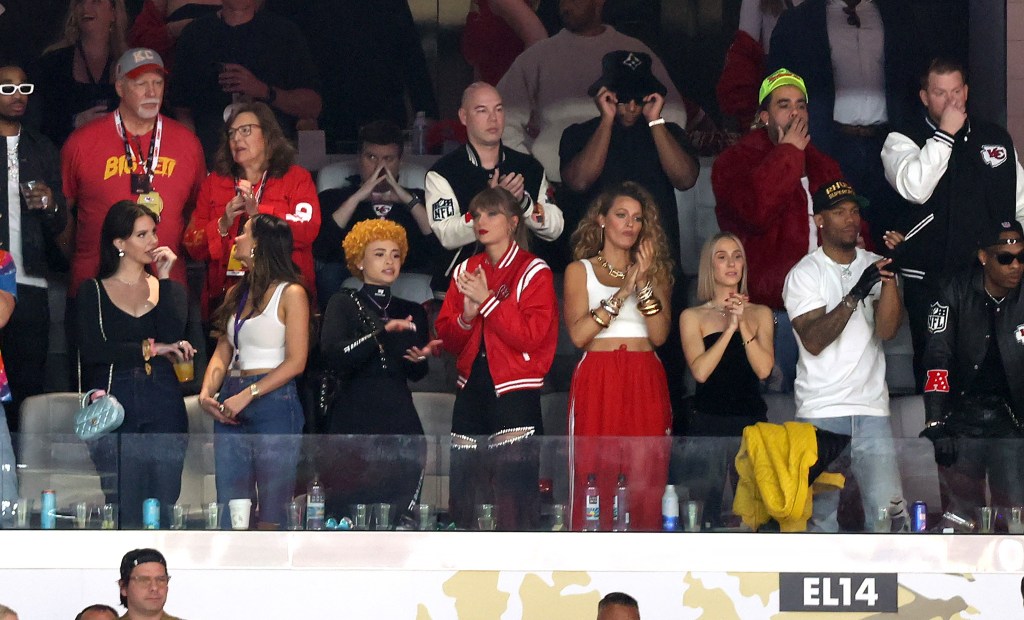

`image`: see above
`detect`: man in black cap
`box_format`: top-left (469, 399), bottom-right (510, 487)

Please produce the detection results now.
top-left (118, 548), bottom-right (180, 620)
top-left (560, 50), bottom-right (699, 267)
top-left (783, 180), bottom-right (905, 531)
top-left (919, 219), bottom-right (1024, 517)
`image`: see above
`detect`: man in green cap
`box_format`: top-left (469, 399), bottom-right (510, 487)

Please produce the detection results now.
top-left (713, 68), bottom-right (864, 391)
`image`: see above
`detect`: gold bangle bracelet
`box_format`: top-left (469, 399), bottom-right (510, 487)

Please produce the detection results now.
top-left (590, 308), bottom-right (610, 328)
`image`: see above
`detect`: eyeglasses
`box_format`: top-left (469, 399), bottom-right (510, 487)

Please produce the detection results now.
top-left (226, 123), bottom-right (261, 140)
top-left (129, 575), bottom-right (171, 587)
top-left (0, 83), bottom-right (34, 96)
top-left (993, 252), bottom-right (1024, 266)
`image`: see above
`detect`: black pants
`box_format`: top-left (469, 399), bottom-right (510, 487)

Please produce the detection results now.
top-left (940, 399), bottom-right (1024, 517)
top-left (87, 363), bottom-right (188, 529)
top-left (2, 284), bottom-right (49, 432)
top-left (450, 350), bottom-right (542, 531)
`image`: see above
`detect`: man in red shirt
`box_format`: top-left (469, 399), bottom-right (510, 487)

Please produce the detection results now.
top-left (62, 48), bottom-right (205, 300)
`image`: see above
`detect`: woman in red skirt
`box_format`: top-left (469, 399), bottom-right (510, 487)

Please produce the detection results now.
top-left (563, 181), bottom-right (674, 531)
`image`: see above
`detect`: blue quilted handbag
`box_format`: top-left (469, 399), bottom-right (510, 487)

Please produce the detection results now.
top-left (74, 279), bottom-right (125, 441)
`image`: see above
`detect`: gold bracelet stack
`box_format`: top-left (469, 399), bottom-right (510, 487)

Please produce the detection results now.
top-left (635, 281), bottom-right (662, 316)
top-left (590, 309), bottom-right (610, 328)
top-left (591, 296), bottom-right (623, 329)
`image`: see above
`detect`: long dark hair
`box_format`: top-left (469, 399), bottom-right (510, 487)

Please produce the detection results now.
top-left (97, 200), bottom-right (159, 279)
top-left (212, 102), bottom-right (296, 179)
top-left (211, 214), bottom-right (307, 337)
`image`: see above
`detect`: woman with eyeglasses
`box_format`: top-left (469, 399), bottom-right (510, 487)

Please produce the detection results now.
top-left (35, 0), bottom-right (129, 146)
top-left (184, 102), bottom-right (321, 317)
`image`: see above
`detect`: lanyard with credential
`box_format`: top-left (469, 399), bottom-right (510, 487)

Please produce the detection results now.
top-left (231, 286), bottom-right (254, 372)
top-left (114, 111), bottom-right (162, 179)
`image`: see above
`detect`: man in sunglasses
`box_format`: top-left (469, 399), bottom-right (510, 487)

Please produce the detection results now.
top-left (882, 58), bottom-right (1024, 392)
top-left (920, 219), bottom-right (1024, 518)
top-left (0, 59), bottom-right (68, 431)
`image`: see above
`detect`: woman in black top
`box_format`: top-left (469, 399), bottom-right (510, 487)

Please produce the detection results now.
top-left (678, 231), bottom-right (774, 527)
top-left (319, 218), bottom-right (440, 525)
top-left (35, 0), bottom-right (129, 146)
top-left (77, 200), bottom-right (198, 529)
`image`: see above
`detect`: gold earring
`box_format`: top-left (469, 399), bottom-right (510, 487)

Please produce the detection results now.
top-left (250, 247), bottom-right (255, 258)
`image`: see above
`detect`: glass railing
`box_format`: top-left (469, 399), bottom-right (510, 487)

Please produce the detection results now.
top-left (2, 433), bottom-right (1022, 535)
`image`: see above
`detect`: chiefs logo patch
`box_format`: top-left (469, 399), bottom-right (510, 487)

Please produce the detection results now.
top-left (373, 202), bottom-right (393, 217)
top-left (927, 302), bottom-right (948, 334)
top-left (1016, 323), bottom-right (1024, 345)
top-left (980, 144), bottom-right (1008, 168)
top-left (924, 369), bottom-right (950, 393)
top-left (432, 198), bottom-right (455, 221)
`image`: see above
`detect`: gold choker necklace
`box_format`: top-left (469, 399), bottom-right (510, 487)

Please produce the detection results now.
top-left (596, 252), bottom-right (626, 279)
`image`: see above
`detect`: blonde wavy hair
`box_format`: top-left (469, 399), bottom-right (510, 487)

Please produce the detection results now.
top-left (45, 0), bottom-right (129, 60)
top-left (571, 181), bottom-right (674, 288)
top-left (342, 219), bottom-right (409, 279)
top-left (696, 232), bottom-right (748, 303)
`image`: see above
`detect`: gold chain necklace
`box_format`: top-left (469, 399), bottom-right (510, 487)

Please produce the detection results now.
top-left (595, 252), bottom-right (626, 279)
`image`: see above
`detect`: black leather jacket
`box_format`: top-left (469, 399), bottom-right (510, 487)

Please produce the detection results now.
top-left (922, 264), bottom-right (1024, 425)
top-left (0, 126), bottom-right (68, 276)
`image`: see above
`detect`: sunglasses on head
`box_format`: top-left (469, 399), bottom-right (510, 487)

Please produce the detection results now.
top-left (0, 83), bottom-right (34, 96)
top-left (993, 252), bottom-right (1024, 266)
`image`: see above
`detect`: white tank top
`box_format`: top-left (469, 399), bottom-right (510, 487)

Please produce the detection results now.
top-left (581, 259), bottom-right (648, 339)
top-left (228, 282), bottom-right (289, 369)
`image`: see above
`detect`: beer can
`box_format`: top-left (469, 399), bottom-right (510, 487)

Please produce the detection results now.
top-left (40, 489), bottom-right (56, 529)
top-left (911, 500), bottom-right (928, 532)
top-left (143, 498), bottom-right (160, 530)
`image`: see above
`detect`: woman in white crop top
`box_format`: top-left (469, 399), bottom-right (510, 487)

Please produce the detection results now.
top-left (198, 213), bottom-right (311, 529)
top-left (563, 181), bottom-right (674, 531)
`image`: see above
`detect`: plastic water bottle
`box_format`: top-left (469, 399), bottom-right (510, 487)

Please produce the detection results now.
top-left (411, 111), bottom-right (429, 155)
top-left (612, 473), bottom-right (630, 532)
top-left (661, 484), bottom-right (679, 532)
top-left (583, 473), bottom-right (600, 531)
top-left (306, 477), bottom-right (325, 531)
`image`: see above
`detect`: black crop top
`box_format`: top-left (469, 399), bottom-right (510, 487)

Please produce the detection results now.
top-left (693, 331), bottom-right (768, 418)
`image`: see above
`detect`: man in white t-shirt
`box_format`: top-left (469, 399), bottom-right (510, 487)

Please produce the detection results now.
top-left (783, 179), bottom-right (905, 532)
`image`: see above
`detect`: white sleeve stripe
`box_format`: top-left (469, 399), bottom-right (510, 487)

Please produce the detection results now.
top-left (516, 259), bottom-right (549, 300)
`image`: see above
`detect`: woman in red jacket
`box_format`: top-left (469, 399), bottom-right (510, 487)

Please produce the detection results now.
top-left (184, 102), bottom-right (320, 317)
top-left (435, 187), bottom-right (558, 531)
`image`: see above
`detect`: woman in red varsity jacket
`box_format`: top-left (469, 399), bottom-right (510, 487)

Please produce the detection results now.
top-left (435, 187), bottom-right (558, 531)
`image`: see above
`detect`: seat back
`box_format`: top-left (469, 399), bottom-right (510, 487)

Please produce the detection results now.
top-left (17, 392), bottom-right (104, 505)
top-left (412, 391), bottom-right (455, 508)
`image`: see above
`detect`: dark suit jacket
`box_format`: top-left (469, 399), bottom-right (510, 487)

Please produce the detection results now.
top-left (767, 0), bottom-right (921, 156)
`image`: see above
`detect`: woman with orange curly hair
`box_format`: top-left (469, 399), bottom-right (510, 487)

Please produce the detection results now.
top-left (564, 181), bottom-right (674, 531)
top-left (318, 219), bottom-right (441, 524)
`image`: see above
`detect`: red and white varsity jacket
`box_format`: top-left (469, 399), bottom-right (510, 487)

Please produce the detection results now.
top-left (436, 242), bottom-right (558, 395)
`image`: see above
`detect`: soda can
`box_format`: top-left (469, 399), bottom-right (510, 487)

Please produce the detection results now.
top-left (143, 498), bottom-right (160, 530)
top-left (911, 500), bottom-right (927, 532)
top-left (40, 490), bottom-right (56, 529)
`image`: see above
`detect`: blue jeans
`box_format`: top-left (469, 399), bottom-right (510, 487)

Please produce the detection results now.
top-left (1, 402), bottom-right (17, 509)
top-left (799, 414), bottom-right (904, 532)
top-left (215, 375), bottom-right (303, 528)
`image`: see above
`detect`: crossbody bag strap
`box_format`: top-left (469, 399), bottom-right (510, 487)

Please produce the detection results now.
top-left (93, 279), bottom-right (114, 394)
top-left (345, 289), bottom-right (388, 369)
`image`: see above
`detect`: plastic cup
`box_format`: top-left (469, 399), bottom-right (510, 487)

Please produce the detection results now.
top-left (683, 500), bottom-right (704, 532)
top-left (372, 502), bottom-right (392, 531)
top-left (74, 502), bottom-right (89, 529)
top-left (873, 506), bottom-right (891, 533)
top-left (286, 500), bottom-right (303, 530)
top-left (173, 359), bottom-right (195, 383)
top-left (1009, 507), bottom-right (1024, 534)
top-left (417, 503), bottom-right (436, 531)
top-left (978, 506), bottom-right (994, 534)
top-left (102, 503), bottom-right (117, 530)
top-left (204, 502), bottom-right (223, 530)
top-left (171, 504), bottom-right (190, 530)
top-left (229, 499), bottom-right (252, 530)
top-left (353, 504), bottom-right (368, 530)
top-left (475, 503), bottom-right (497, 531)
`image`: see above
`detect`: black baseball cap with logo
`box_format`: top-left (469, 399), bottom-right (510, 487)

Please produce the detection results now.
top-left (978, 219), bottom-right (1024, 248)
top-left (812, 180), bottom-right (870, 214)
